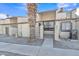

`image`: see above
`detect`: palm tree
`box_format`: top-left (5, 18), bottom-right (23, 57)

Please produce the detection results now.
top-left (27, 3), bottom-right (37, 41)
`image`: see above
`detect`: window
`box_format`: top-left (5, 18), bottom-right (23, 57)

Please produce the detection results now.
top-left (61, 22), bottom-right (72, 31)
top-left (44, 22), bottom-right (54, 31)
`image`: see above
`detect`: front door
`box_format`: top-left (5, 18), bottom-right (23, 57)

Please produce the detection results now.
top-left (5, 27), bottom-right (9, 36)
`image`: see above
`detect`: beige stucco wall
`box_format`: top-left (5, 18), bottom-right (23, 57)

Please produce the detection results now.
top-left (1, 25), bottom-right (6, 35)
top-left (21, 24), bottom-right (30, 37)
top-left (0, 24), bottom-right (18, 37)
top-left (0, 25), bottom-right (3, 34)
top-left (0, 20), bottom-right (5, 24)
top-left (17, 17), bottom-right (30, 37)
top-left (35, 23), bottom-right (40, 39)
top-left (76, 19), bottom-right (79, 40)
top-left (18, 23), bottom-right (30, 37)
top-left (36, 14), bottom-right (41, 21)
top-left (0, 19), bottom-right (10, 35)
top-left (56, 12), bottom-right (67, 20)
top-left (9, 25), bottom-right (18, 37)
top-left (17, 17), bottom-right (28, 23)
top-left (1, 25), bottom-right (10, 35)
top-left (4, 19), bottom-right (10, 24)
top-left (39, 22), bottom-right (44, 39)
top-left (71, 9), bottom-right (78, 18)
top-left (37, 11), bottom-right (56, 21)
top-left (56, 11), bottom-right (71, 20)
top-left (17, 24), bottom-right (22, 37)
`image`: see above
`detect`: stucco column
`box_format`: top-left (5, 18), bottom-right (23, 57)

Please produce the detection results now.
top-left (27, 3), bottom-right (37, 41)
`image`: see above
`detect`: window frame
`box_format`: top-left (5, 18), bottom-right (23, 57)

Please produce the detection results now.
top-left (44, 21), bottom-right (54, 31)
top-left (60, 21), bottom-right (72, 32)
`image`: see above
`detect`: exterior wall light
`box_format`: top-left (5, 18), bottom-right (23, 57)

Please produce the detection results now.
top-left (75, 8), bottom-right (79, 16)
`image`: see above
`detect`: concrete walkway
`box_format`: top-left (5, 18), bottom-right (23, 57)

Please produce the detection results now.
top-left (0, 41), bottom-right (79, 56)
top-left (42, 38), bottom-right (53, 48)
top-left (0, 35), bottom-right (79, 56)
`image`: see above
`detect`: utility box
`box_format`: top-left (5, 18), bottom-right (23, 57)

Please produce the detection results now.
top-left (71, 30), bottom-right (77, 40)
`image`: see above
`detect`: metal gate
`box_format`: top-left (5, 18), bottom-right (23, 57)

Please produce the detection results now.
top-left (43, 21), bottom-right (55, 39)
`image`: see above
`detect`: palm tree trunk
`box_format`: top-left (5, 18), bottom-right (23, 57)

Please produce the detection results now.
top-left (27, 3), bottom-right (37, 41)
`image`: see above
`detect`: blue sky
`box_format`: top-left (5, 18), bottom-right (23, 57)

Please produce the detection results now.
top-left (0, 3), bottom-right (79, 17)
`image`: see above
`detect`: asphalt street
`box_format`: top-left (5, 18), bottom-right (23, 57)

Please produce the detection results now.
top-left (0, 51), bottom-right (26, 56)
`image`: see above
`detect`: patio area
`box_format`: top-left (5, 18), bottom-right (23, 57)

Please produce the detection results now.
top-left (53, 39), bottom-right (79, 50)
top-left (0, 35), bottom-right (44, 46)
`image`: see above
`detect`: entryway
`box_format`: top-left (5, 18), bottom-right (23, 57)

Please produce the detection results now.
top-left (41, 21), bottom-right (55, 48)
top-left (43, 21), bottom-right (55, 39)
